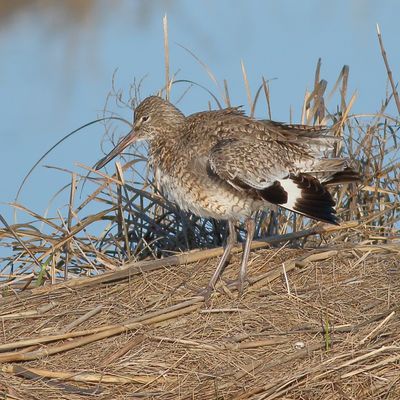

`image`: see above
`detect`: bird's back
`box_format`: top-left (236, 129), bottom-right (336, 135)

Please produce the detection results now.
top-left (183, 108), bottom-right (337, 176)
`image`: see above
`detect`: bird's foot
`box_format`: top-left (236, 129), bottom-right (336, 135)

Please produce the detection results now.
top-left (236, 276), bottom-right (249, 297)
top-left (225, 276), bottom-right (249, 297)
top-left (197, 285), bottom-right (216, 306)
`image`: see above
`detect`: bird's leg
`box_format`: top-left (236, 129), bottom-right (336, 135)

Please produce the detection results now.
top-left (237, 218), bottom-right (256, 295)
top-left (222, 219), bottom-right (237, 263)
top-left (267, 209), bottom-right (278, 236)
top-left (203, 220), bottom-right (237, 298)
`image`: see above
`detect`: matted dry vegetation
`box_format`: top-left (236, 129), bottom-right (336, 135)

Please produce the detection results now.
top-left (0, 241), bottom-right (399, 399)
top-left (0, 20), bottom-right (399, 399)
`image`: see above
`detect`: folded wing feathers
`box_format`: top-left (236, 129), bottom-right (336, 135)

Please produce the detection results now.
top-left (207, 120), bottom-right (359, 225)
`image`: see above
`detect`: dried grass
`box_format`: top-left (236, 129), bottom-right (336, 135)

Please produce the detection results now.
top-left (0, 244), bottom-right (399, 398)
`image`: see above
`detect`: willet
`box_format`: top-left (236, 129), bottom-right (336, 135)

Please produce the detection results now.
top-left (95, 96), bottom-right (358, 296)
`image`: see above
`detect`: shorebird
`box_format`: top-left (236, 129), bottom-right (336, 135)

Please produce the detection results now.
top-left (95, 96), bottom-right (357, 296)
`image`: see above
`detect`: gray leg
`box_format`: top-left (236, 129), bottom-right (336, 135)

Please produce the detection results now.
top-left (204, 220), bottom-right (236, 297)
top-left (267, 209), bottom-right (278, 236)
top-left (237, 218), bottom-right (256, 295)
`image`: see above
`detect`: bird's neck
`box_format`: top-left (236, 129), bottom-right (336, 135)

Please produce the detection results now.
top-left (148, 125), bottom-right (187, 170)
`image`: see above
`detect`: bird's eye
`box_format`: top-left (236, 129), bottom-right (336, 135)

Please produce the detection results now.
top-left (141, 115), bottom-right (150, 123)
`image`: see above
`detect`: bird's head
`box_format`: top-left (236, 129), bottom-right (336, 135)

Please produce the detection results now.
top-left (95, 96), bottom-right (185, 170)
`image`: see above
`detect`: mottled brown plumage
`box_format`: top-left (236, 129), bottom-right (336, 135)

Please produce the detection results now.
top-left (95, 96), bottom-right (357, 296)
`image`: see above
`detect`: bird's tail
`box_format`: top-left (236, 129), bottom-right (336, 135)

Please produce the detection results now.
top-left (321, 167), bottom-right (360, 186)
top-left (306, 158), bottom-right (360, 183)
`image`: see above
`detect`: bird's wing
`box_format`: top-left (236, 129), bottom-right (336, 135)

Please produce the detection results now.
top-left (207, 136), bottom-right (312, 189)
top-left (207, 136), bottom-right (339, 224)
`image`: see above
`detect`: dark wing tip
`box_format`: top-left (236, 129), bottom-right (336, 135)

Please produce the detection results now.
top-left (292, 174), bottom-right (339, 225)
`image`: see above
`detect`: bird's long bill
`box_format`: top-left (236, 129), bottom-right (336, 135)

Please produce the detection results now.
top-left (94, 129), bottom-right (135, 170)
